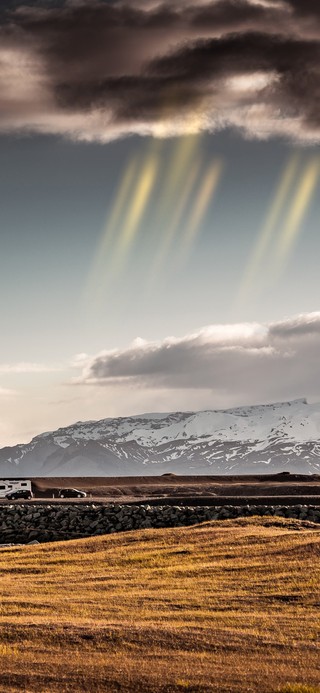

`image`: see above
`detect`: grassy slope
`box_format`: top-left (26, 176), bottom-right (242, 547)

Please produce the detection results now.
top-left (0, 517), bottom-right (319, 693)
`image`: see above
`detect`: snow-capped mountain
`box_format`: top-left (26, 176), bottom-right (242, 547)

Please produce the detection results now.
top-left (1, 398), bottom-right (320, 477)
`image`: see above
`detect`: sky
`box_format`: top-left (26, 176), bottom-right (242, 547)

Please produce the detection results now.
top-left (0, 0), bottom-right (320, 445)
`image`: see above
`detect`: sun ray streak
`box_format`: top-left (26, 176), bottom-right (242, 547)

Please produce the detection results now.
top-left (161, 135), bottom-right (199, 200)
top-left (237, 154), bottom-right (300, 303)
top-left (179, 160), bottom-right (224, 263)
top-left (152, 133), bottom-right (202, 234)
top-left (150, 158), bottom-right (202, 280)
top-left (97, 158), bottom-right (139, 250)
top-left (275, 157), bottom-right (320, 268)
top-left (117, 156), bottom-right (158, 255)
top-left (85, 156), bottom-right (139, 304)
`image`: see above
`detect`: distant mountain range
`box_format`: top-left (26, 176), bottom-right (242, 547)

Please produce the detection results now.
top-left (1, 398), bottom-right (320, 477)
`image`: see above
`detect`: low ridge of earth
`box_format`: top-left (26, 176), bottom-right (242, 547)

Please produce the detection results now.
top-left (1, 518), bottom-right (319, 693)
top-left (29, 472), bottom-right (320, 505)
top-left (2, 399), bottom-right (320, 477)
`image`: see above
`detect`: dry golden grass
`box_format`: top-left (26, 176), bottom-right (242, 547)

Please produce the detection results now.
top-left (0, 516), bottom-right (319, 692)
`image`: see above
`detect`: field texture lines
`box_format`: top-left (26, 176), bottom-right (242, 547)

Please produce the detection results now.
top-left (0, 517), bottom-right (319, 692)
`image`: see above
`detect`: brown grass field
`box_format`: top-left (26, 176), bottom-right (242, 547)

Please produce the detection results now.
top-left (0, 517), bottom-right (320, 693)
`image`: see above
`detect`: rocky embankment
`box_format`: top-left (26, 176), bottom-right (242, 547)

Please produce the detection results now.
top-left (1, 503), bottom-right (320, 545)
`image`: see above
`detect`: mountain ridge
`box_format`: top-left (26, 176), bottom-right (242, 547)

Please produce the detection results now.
top-left (1, 398), bottom-right (320, 477)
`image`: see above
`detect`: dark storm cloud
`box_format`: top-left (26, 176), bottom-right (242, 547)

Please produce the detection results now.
top-left (286, 0), bottom-right (319, 19)
top-left (0, 0), bottom-right (319, 141)
top-left (75, 313), bottom-right (320, 403)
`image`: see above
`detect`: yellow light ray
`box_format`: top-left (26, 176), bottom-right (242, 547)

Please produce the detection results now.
top-left (152, 120), bottom-right (203, 234)
top-left (118, 158), bottom-right (158, 251)
top-left (150, 158), bottom-right (202, 279)
top-left (90, 157), bottom-right (139, 267)
top-left (276, 157), bottom-right (320, 266)
top-left (84, 138), bottom-right (163, 312)
top-left (161, 134), bottom-right (199, 201)
top-left (180, 159), bottom-right (224, 259)
top-left (99, 158), bottom-right (139, 248)
top-left (237, 154), bottom-right (300, 302)
top-left (84, 156), bottom-right (140, 306)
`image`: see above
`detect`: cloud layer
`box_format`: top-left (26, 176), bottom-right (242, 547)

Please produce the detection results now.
top-left (0, 0), bottom-right (320, 141)
top-left (0, 362), bottom-right (62, 374)
top-left (75, 312), bottom-right (320, 406)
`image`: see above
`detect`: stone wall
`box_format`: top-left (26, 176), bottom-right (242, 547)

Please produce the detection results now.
top-left (0, 502), bottom-right (320, 545)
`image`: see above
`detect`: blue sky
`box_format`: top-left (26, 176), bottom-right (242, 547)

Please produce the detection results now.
top-left (1, 131), bottom-right (318, 357)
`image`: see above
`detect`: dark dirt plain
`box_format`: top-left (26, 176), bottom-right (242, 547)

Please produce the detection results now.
top-left (31, 472), bottom-right (320, 505)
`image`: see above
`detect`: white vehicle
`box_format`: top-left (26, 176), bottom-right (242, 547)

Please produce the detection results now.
top-left (0, 479), bottom-right (32, 499)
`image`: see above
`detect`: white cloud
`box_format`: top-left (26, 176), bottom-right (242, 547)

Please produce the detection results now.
top-left (73, 312), bottom-right (320, 406)
top-left (0, 362), bottom-right (63, 374)
top-left (0, 387), bottom-right (17, 397)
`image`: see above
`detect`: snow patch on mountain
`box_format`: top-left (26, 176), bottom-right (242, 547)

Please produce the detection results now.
top-left (1, 398), bottom-right (320, 476)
